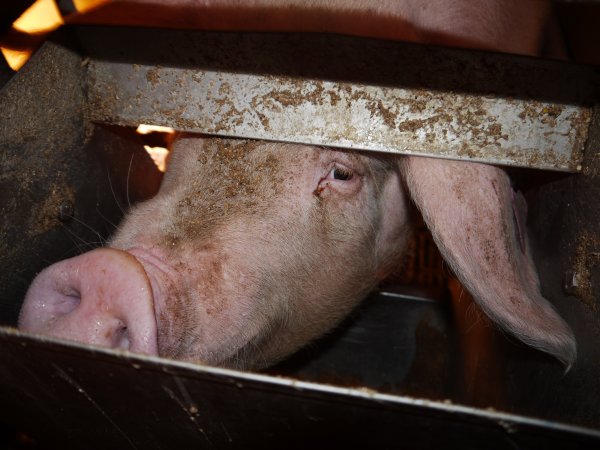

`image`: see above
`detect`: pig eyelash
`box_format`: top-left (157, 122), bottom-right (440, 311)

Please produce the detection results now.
top-left (326, 165), bottom-right (354, 181)
top-left (313, 163), bottom-right (359, 197)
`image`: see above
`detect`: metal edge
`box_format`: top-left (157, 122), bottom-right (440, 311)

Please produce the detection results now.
top-left (2, 325), bottom-right (599, 440)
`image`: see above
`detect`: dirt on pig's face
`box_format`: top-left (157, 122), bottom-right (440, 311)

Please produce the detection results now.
top-left (107, 136), bottom-right (411, 369)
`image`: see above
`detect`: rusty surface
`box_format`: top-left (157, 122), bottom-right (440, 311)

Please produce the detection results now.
top-left (0, 37), bottom-right (162, 325)
top-left (87, 65), bottom-right (591, 171)
top-left (74, 27), bottom-right (600, 172)
top-left (0, 39), bottom-right (89, 324)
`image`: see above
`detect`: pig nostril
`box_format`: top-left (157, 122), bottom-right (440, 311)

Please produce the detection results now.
top-left (51, 291), bottom-right (81, 317)
top-left (21, 248), bottom-right (158, 356)
top-left (115, 326), bottom-right (131, 350)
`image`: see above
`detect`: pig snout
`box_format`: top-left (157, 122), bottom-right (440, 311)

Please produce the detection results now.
top-left (19, 248), bottom-right (158, 355)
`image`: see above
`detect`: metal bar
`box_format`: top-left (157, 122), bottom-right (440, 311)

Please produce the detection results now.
top-left (87, 62), bottom-right (590, 171)
top-left (1, 326), bottom-right (599, 449)
top-left (73, 26), bottom-right (599, 172)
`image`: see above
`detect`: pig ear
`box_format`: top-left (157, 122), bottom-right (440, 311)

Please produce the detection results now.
top-left (400, 156), bottom-right (576, 369)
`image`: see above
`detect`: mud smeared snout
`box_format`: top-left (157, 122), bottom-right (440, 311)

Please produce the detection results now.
top-left (19, 248), bottom-right (158, 355)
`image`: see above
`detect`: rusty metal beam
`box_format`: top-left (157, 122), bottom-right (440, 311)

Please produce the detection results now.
top-left (73, 26), bottom-right (599, 172)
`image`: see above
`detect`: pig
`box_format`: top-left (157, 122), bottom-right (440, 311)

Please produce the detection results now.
top-left (19, 136), bottom-right (576, 369)
top-left (19, 138), bottom-right (412, 367)
top-left (18, 0), bottom-right (576, 370)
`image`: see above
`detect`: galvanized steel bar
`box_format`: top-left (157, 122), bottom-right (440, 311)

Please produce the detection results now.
top-left (86, 62), bottom-right (591, 171)
top-left (77, 27), bottom-right (599, 172)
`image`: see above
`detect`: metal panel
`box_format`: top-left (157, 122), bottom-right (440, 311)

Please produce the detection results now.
top-left (74, 26), bottom-right (599, 171)
top-left (0, 38), bottom-right (90, 323)
top-left (1, 322), bottom-right (599, 450)
top-left (0, 38), bottom-right (162, 323)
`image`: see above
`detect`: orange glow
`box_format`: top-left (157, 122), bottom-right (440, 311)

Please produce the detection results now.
top-left (144, 145), bottom-right (169, 173)
top-left (13, 0), bottom-right (63, 33)
top-left (73, 0), bottom-right (109, 14)
top-left (136, 124), bottom-right (175, 135)
top-left (1, 0), bottom-right (64, 70)
top-left (137, 124), bottom-right (174, 173)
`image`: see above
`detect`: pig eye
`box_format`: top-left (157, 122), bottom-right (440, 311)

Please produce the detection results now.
top-left (315, 162), bottom-right (359, 197)
top-left (327, 165), bottom-right (353, 181)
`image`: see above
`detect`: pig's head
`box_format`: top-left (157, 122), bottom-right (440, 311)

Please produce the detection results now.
top-left (19, 136), bottom-right (411, 369)
top-left (19, 135), bottom-right (577, 370)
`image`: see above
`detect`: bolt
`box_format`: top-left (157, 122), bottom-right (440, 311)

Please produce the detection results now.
top-left (563, 270), bottom-right (580, 296)
top-left (58, 200), bottom-right (74, 222)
